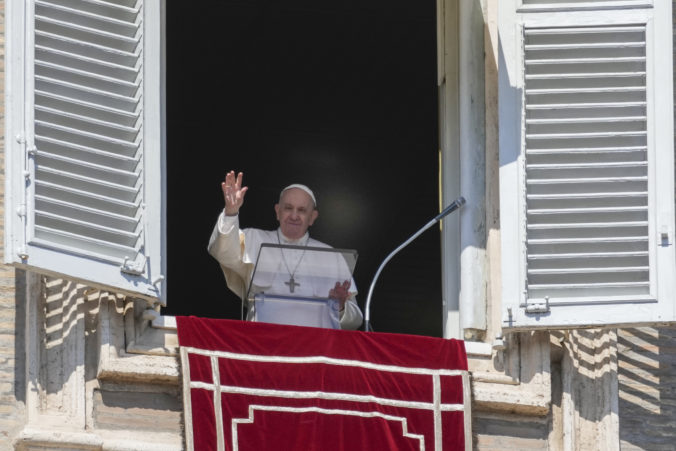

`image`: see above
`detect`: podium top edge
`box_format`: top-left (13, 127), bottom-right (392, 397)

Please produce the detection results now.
top-left (260, 242), bottom-right (358, 257)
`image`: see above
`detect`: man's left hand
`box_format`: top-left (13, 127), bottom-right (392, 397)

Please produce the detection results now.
top-left (328, 280), bottom-right (351, 310)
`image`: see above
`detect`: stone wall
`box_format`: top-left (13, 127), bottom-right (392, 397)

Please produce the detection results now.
top-left (474, 414), bottom-right (550, 450)
top-left (618, 327), bottom-right (676, 450)
top-left (12, 274), bottom-right (182, 450)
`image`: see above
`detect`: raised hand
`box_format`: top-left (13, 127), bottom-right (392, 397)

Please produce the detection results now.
top-left (222, 170), bottom-right (248, 216)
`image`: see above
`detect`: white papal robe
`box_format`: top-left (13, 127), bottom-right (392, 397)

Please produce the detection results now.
top-left (208, 212), bottom-right (363, 330)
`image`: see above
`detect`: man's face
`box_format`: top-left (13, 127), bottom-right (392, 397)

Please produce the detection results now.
top-left (275, 188), bottom-right (319, 240)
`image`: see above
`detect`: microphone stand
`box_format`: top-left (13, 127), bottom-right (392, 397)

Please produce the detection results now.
top-left (363, 197), bottom-right (466, 332)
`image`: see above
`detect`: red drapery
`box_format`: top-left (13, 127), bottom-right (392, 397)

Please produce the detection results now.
top-left (177, 317), bottom-right (469, 451)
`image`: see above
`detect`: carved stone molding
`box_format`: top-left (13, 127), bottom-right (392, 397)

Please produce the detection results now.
top-left (470, 331), bottom-right (552, 416)
top-left (97, 298), bottom-right (180, 383)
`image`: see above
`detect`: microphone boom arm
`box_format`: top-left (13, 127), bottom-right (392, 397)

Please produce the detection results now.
top-left (363, 196), bottom-right (465, 332)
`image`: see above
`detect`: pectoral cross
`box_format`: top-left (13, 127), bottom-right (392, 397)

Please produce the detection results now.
top-left (285, 276), bottom-right (300, 293)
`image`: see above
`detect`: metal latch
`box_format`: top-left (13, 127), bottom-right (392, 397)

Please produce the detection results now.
top-left (525, 296), bottom-right (550, 314)
top-left (121, 255), bottom-right (146, 276)
top-left (660, 217), bottom-right (672, 246)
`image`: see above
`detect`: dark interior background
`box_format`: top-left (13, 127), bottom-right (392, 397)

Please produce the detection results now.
top-left (164, 0), bottom-right (442, 336)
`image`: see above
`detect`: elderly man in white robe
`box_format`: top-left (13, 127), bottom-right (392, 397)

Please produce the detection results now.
top-left (208, 171), bottom-right (363, 330)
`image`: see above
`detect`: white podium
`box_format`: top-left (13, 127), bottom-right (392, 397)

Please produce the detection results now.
top-left (246, 243), bottom-right (358, 329)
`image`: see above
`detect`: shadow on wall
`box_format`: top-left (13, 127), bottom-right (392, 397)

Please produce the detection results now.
top-left (41, 277), bottom-right (94, 396)
top-left (556, 328), bottom-right (618, 442)
top-left (474, 328), bottom-right (625, 449)
top-left (617, 327), bottom-right (676, 450)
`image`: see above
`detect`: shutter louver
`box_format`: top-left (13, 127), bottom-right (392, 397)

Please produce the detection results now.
top-left (524, 25), bottom-right (651, 303)
top-left (32, 0), bottom-right (145, 265)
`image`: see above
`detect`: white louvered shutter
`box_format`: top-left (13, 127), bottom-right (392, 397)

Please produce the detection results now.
top-left (499, 1), bottom-right (676, 329)
top-left (5, 0), bottom-right (166, 303)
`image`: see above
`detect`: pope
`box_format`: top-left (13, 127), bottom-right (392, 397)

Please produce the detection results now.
top-left (208, 170), bottom-right (363, 330)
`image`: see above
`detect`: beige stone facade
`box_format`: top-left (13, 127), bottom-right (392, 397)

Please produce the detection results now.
top-left (1, 1), bottom-right (676, 450)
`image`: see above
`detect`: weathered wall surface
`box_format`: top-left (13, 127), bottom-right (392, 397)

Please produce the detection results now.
top-left (474, 414), bottom-right (550, 450)
top-left (12, 274), bottom-right (182, 450)
top-left (618, 327), bottom-right (676, 450)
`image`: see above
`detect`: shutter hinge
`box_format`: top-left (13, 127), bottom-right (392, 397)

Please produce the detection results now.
top-left (16, 204), bottom-right (28, 260)
top-left (23, 146), bottom-right (36, 182)
top-left (525, 296), bottom-right (550, 314)
top-left (121, 255), bottom-right (147, 276)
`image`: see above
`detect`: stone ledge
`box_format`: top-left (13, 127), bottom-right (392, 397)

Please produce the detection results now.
top-left (97, 352), bottom-right (180, 384)
top-left (15, 427), bottom-right (182, 451)
top-left (472, 379), bottom-right (551, 416)
top-left (470, 331), bottom-right (552, 416)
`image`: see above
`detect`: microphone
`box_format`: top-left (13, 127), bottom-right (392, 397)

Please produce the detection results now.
top-left (363, 196), bottom-right (466, 332)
